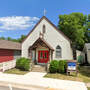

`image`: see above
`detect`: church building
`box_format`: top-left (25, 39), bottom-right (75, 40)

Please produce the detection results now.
top-left (22, 16), bottom-right (73, 64)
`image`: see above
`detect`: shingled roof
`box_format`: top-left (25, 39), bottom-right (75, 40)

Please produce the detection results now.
top-left (0, 40), bottom-right (21, 50)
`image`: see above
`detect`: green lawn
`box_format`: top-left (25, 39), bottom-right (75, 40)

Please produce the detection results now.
top-left (45, 66), bottom-right (90, 83)
top-left (4, 68), bottom-right (29, 75)
top-left (88, 87), bottom-right (90, 90)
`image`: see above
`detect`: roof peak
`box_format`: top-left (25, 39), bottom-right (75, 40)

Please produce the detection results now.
top-left (22, 16), bottom-right (71, 43)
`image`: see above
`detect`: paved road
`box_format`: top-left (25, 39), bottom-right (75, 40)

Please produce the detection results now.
top-left (0, 86), bottom-right (28, 90)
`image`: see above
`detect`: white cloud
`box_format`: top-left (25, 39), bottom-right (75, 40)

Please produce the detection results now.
top-left (0, 16), bottom-right (39, 30)
top-left (0, 30), bottom-right (4, 32)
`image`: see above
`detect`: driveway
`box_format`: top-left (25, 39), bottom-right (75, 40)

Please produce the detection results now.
top-left (0, 72), bottom-right (87, 90)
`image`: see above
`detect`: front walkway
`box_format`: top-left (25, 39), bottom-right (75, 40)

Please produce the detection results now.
top-left (0, 72), bottom-right (87, 90)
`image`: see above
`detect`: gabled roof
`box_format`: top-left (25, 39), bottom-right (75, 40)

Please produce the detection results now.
top-left (22, 16), bottom-right (71, 43)
top-left (0, 40), bottom-right (21, 50)
top-left (29, 37), bottom-right (54, 50)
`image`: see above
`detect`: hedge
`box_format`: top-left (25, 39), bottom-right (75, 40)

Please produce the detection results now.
top-left (58, 60), bottom-right (67, 73)
top-left (16, 57), bottom-right (30, 71)
top-left (49, 60), bottom-right (59, 73)
top-left (49, 60), bottom-right (67, 73)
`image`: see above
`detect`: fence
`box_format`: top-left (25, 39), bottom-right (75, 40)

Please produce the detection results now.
top-left (0, 59), bottom-right (16, 72)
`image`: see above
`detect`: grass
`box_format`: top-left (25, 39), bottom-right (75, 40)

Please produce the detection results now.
top-left (88, 87), bottom-right (90, 90)
top-left (4, 68), bottom-right (29, 75)
top-left (45, 66), bottom-right (90, 83)
top-left (78, 66), bottom-right (90, 83)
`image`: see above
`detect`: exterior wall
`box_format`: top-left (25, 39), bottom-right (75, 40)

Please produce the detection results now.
top-left (0, 49), bottom-right (14, 63)
top-left (32, 50), bottom-right (35, 61)
top-left (14, 50), bottom-right (21, 59)
top-left (22, 18), bottom-right (73, 60)
top-left (76, 50), bottom-right (81, 60)
top-left (76, 50), bottom-right (85, 63)
top-left (82, 46), bottom-right (87, 64)
top-left (81, 52), bottom-right (85, 63)
top-left (0, 49), bottom-right (21, 63)
top-left (87, 50), bottom-right (90, 64)
top-left (0, 59), bottom-right (16, 72)
top-left (83, 46), bottom-right (90, 64)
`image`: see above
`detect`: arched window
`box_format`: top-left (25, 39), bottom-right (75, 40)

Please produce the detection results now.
top-left (56, 45), bottom-right (61, 58)
top-left (42, 25), bottom-right (46, 33)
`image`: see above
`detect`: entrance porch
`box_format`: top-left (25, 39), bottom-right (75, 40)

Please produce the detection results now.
top-left (28, 38), bottom-right (54, 65)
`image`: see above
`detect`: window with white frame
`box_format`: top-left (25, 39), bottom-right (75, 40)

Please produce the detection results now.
top-left (56, 45), bottom-right (61, 58)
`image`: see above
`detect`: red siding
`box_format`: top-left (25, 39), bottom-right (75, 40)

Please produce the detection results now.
top-left (0, 49), bottom-right (14, 63)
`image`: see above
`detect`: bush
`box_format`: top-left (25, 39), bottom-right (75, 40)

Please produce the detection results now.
top-left (16, 57), bottom-right (30, 71)
top-left (49, 60), bottom-right (59, 73)
top-left (49, 60), bottom-right (67, 73)
top-left (58, 60), bottom-right (67, 73)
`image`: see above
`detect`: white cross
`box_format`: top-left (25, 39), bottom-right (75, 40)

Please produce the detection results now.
top-left (44, 8), bottom-right (46, 16)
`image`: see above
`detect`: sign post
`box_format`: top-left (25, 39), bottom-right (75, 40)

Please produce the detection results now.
top-left (67, 60), bottom-right (78, 76)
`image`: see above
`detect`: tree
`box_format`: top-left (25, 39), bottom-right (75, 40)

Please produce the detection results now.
top-left (0, 36), bottom-right (5, 40)
top-left (88, 14), bottom-right (90, 21)
top-left (7, 37), bottom-right (12, 41)
top-left (86, 14), bottom-right (90, 42)
top-left (18, 35), bottom-right (26, 42)
top-left (58, 13), bottom-right (87, 50)
top-left (12, 39), bottom-right (19, 42)
top-left (0, 34), bottom-right (26, 43)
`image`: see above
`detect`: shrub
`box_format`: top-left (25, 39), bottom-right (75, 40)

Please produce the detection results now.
top-left (49, 60), bottom-right (67, 73)
top-left (16, 57), bottom-right (30, 71)
top-left (58, 60), bottom-right (67, 73)
top-left (49, 60), bottom-right (59, 73)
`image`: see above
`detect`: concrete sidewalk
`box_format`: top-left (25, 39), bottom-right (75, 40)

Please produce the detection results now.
top-left (0, 72), bottom-right (87, 90)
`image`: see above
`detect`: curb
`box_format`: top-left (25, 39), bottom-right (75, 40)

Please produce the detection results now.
top-left (0, 81), bottom-right (48, 90)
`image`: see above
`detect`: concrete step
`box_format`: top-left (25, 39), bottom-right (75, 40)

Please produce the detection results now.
top-left (32, 65), bottom-right (46, 72)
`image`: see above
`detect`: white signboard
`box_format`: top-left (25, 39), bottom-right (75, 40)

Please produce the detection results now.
top-left (68, 62), bottom-right (76, 70)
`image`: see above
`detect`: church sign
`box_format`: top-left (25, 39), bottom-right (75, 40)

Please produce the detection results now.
top-left (67, 62), bottom-right (76, 70)
top-left (67, 60), bottom-right (77, 75)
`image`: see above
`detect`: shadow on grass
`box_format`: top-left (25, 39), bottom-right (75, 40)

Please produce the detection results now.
top-left (78, 66), bottom-right (90, 77)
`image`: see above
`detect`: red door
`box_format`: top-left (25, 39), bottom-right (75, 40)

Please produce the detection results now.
top-left (38, 50), bottom-right (49, 63)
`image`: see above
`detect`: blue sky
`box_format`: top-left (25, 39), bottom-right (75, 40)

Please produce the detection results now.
top-left (0, 0), bottom-right (90, 39)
